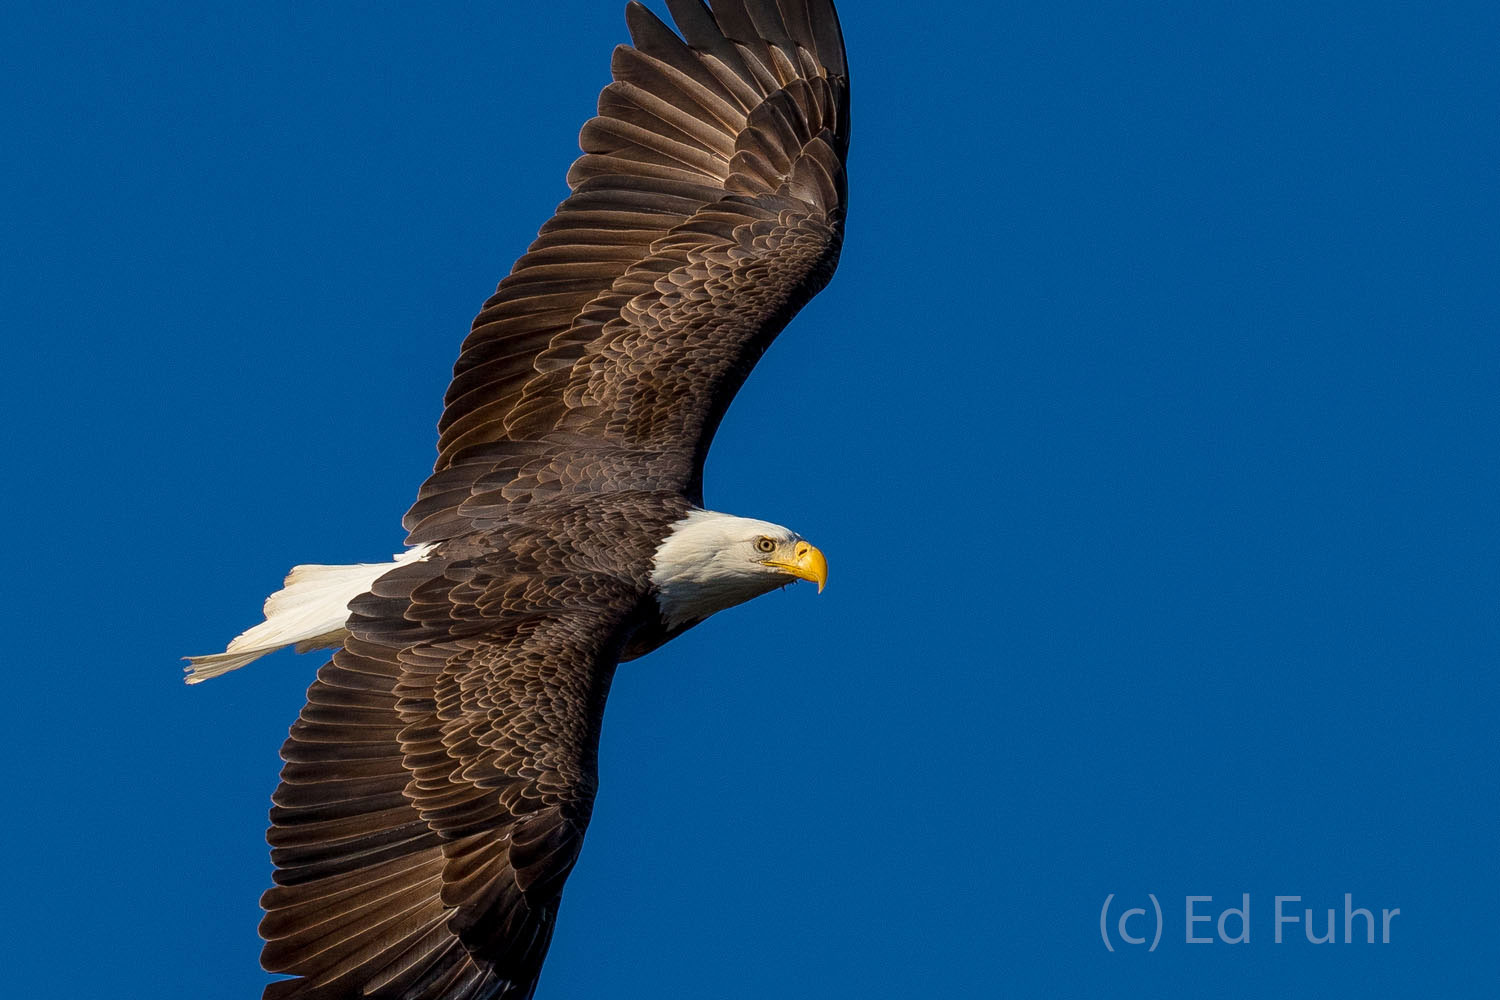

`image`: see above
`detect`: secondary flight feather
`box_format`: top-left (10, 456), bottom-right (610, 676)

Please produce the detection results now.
top-left (187, 2), bottom-right (849, 997)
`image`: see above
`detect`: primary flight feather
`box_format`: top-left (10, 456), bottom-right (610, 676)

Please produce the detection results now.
top-left (186, 1), bottom-right (849, 997)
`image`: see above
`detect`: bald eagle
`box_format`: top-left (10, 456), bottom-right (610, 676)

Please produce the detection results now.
top-left (185, 2), bottom-right (850, 997)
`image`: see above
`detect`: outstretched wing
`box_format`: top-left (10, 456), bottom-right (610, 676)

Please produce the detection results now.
top-left (260, 545), bottom-right (644, 1000)
top-left (405, 0), bottom-right (850, 544)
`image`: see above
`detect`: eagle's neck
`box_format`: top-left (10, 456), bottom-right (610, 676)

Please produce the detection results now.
top-left (649, 509), bottom-right (789, 630)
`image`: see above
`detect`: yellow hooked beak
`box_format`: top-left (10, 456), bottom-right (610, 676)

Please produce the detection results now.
top-left (767, 540), bottom-right (828, 593)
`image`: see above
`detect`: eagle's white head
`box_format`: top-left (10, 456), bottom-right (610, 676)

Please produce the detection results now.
top-left (650, 510), bottom-right (828, 629)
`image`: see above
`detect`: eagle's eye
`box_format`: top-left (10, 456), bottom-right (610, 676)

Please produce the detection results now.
top-left (754, 537), bottom-right (776, 554)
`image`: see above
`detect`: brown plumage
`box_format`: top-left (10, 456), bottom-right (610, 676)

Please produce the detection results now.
top-left (237, 3), bottom-right (849, 998)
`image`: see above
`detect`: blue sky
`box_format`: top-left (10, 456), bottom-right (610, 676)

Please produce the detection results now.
top-left (4, 1), bottom-right (1497, 996)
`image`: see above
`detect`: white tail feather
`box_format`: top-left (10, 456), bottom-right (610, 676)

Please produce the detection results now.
top-left (183, 544), bottom-right (435, 685)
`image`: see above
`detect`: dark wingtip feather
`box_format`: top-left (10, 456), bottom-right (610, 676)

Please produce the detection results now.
top-left (663, 0), bottom-right (718, 47)
top-left (741, 0), bottom-right (798, 51)
top-left (776, 0), bottom-right (817, 54)
top-left (625, 1), bottom-right (678, 54)
top-left (691, 0), bottom-right (847, 79)
top-left (665, 0), bottom-right (757, 84)
top-left (805, 0), bottom-right (847, 76)
top-left (706, 0), bottom-right (760, 44)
